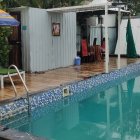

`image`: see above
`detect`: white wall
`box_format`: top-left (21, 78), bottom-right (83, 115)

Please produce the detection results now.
top-left (20, 8), bottom-right (31, 71)
top-left (87, 14), bottom-right (116, 27)
top-left (102, 14), bottom-right (116, 27)
top-left (28, 8), bottom-right (50, 72)
top-left (28, 8), bottom-right (76, 72)
top-left (115, 17), bottom-right (140, 55)
top-left (86, 16), bottom-right (98, 26)
top-left (49, 12), bottom-right (77, 70)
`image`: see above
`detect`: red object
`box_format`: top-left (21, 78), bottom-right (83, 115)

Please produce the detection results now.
top-left (81, 39), bottom-right (88, 56)
top-left (101, 40), bottom-right (105, 52)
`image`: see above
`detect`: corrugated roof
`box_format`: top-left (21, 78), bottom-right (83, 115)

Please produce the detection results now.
top-left (47, 2), bottom-right (112, 13)
top-left (47, 0), bottom-right (129, 14)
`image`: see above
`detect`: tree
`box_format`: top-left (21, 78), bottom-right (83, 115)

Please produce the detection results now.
top-left (0, 1), bottom-right (13, 67)
top-left (0, 27), bottom-right (12, 67)
top-left (2, 0), bottom-right (84, 9)
top-left (121, 0), bottom-right (140, 15)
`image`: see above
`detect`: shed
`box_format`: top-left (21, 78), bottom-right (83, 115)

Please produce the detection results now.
top-left (9, 1), bottom-right (128, 72)
top-left (9, 7), bottom-right (76, 72)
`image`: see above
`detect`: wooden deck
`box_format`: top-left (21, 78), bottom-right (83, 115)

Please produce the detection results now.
top-left (0, 57), bottom-right (140, 102)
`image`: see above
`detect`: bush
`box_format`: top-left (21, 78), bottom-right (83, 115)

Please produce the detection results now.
top-left (0, 27), bottom-right (12, 67)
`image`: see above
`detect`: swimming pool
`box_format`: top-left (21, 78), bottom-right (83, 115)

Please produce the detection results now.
top-left (0, 63), bottom-right (140, 139)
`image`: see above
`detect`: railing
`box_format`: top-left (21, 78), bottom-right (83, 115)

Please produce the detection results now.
top-left (8, 65), bottom-right (31, 116)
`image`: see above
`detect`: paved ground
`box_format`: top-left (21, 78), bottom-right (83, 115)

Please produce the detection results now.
top-left (0, 57), bottom-right (140, 102)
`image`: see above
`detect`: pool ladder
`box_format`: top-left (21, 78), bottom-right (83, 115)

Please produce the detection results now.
top-left (8, 65), bottom-right (31, 116)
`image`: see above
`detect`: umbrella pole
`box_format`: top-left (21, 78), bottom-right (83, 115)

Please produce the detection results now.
top-left (117, 7), bottom-right (121, 69)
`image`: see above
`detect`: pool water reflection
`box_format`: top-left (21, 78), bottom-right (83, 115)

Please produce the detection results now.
top-left (3, 76), bottom-right (140, 140)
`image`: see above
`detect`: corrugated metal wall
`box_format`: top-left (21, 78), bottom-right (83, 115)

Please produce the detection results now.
top-left (28, 8), bottom-right (76, 72)
top-left (20, 8), bottom-right (31, 71)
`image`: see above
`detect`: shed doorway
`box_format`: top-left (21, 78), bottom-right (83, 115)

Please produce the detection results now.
top-left (9, 12), bottom-right (22, 69)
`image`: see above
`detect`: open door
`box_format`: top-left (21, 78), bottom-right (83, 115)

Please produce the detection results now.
top-left (9, 12), bottom-right (22, 69)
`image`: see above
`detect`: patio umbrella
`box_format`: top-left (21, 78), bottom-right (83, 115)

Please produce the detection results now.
top-left (0, 9), bottom-right (19, 26)
top-left (126, 18), bottom-right (137, 58)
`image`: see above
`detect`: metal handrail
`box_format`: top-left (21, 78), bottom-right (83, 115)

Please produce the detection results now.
top-left (8, 64), bottom-right (31, 116)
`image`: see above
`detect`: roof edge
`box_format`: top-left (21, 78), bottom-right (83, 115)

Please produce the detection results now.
top-left (47, 2), bottom-right (112, 13)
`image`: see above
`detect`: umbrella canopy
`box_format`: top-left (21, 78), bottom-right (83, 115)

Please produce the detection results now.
top-left (126, 18), bottom-right (137, 58)
top-left (0, 9), bottom-right (19, 26)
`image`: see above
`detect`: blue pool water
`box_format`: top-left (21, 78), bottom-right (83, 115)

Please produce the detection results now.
top-left (2, 76), bottom-right (140, 140)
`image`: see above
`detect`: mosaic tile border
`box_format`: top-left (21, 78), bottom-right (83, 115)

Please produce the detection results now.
top-left (1, 62), bottom-right (140, 120)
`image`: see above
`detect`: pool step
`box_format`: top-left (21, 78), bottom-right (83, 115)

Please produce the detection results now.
top-left (0, 104), bottom-right (29, 121)
top-left (2, 113), bottom-right (30, 129)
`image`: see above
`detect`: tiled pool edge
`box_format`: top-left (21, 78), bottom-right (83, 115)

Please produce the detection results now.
top-left (1, 62), bottom-right (140, 118)
top-left (30, 62), bottom-right (140, 110)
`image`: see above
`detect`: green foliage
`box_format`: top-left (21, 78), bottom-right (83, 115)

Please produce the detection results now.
top-left (0, 27), bottom-right (12, 67)
top-left (2, 0), bottom-right (140, 15)
top-left (2, 0), bottom-right (84, 8)
top-left (121, 0), bottom-right (140, 15)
